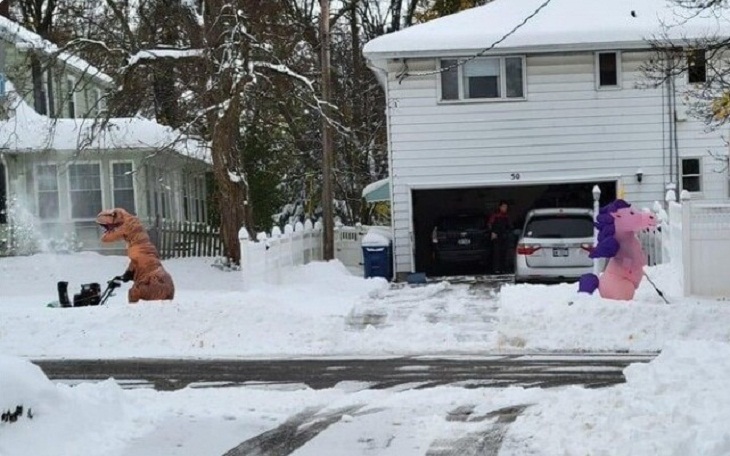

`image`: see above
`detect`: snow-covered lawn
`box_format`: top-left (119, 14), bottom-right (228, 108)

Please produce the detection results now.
top-left (3, 252), bottom-right (730, 455)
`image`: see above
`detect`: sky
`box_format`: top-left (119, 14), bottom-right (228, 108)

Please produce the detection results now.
top-left (2, 252), bottom-right (730, 455)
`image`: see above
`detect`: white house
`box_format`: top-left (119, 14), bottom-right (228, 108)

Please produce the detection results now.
top-left (362, 0), bottom-right (730, 279)
top-left (0, 14), bottom-right (211, 255)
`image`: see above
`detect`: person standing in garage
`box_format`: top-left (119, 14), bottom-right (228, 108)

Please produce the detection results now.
top-left (488, 201), bottom-right (513, 274)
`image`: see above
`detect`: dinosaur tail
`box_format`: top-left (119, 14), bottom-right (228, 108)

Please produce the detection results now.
top-left (578, 273), bottom-right (599, 294)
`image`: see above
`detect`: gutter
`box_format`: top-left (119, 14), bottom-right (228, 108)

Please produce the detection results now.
top-left (363, 40), bottom-right (659, 61)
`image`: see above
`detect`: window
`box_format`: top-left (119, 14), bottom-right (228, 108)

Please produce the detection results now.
top-left (36, 165), bottom-right (59, 219)
top-left (681, 158), bottom-right (702, 193)
top-left (597, 52), bottom-right (620, 88)
top-left (69, 163), bottom-right (102, 219)
top-left (93, 88), bottom-right (106, 115)
top-left (66, 77), bottom-right (76, 117)
top-left (112, 162), bottom-right (136, 214)
top-left (194, 175), bottom-right (206, 223)
top-left (35, 71), bottom-right (51, 116)
top-left (146, 166), bottom-right (174, 219)
top-left (182, 174), bottom-right (207, 222)
top-left (440, 56), bottom-right (525, 101)
top-left (688, 49), bottom-right (706, 84)
top-left (0, 73), bottom-right (5, 97)
top-left (524, 215), bottom-right (595, 238)
top-left (182, 174), bottom-right (190, 221)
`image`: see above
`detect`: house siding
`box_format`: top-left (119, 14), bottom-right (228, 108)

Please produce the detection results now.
top-left (386, 51), bottom-right (728, 275)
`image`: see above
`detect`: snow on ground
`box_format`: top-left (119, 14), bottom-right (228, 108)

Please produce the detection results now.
top-left (3, 252), bottom-right (730, 455)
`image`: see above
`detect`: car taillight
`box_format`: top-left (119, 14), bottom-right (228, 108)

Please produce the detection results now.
top-left (517, 243), bottom-right (541, 255)
top-left (580, 243), bottom-right (594, 253)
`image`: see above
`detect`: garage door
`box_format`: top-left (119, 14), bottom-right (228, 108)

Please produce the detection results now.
top-left (412, 181), bottom-right (616, 277)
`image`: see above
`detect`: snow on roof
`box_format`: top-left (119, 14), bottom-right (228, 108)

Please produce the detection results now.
top-left (0, 15), bottom-right (113, 84)
top-left (363, 0), bottom-right (730, 57)
top-left (0, 85), bottom-right (211, 163)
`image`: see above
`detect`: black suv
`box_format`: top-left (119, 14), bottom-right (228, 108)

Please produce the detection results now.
top-left (431, 214), bottom-right (491, 265)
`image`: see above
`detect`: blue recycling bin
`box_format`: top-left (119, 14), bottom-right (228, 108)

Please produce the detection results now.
top-left (362, 243), bottom-right (393, 281)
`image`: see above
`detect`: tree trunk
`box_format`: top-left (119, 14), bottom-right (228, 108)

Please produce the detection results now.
top-left (209, 94), bottom-right (253, 264)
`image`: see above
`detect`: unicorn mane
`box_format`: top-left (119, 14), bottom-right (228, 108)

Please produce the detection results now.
top-left (590, 199), bottom-right (630, 259)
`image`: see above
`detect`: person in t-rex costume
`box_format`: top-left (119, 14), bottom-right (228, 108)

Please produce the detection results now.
top-left (96, 208), bottom-right (175, 303)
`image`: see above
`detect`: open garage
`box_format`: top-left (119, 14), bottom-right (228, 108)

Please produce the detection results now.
top-left (412, 181), bottom-right (617, 277)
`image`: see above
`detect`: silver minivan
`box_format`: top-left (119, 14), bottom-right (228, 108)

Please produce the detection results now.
top-left (514, 208), bottom-right (596, 283)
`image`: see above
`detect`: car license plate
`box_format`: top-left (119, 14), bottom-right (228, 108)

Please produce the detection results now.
top-left (458, 238), bottom-right (471, 246)
top-left (552, 248), bottom-right (569, 257)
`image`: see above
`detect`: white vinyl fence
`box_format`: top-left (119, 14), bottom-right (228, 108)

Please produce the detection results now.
top-left (653, 190), bottom-right (730, 297)
top-left (238, 221), bottom-right (373, 289)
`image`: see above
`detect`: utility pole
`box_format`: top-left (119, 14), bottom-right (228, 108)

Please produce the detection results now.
top-left (320, 0), bottom-right (335, 260)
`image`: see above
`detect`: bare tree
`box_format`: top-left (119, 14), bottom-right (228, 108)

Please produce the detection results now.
top-left (55, 0), bottom-right (327, 263)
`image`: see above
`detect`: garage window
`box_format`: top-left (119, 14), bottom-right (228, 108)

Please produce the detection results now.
top-left (440, 56), bottom-right (525, 101)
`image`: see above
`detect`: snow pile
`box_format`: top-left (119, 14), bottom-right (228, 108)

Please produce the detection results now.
top-left (0, 356), bottom-right (145, 456)
top-left (501, 341), bottom-right (730, 455)
top-left (495, 263), bottom-right (730, 352)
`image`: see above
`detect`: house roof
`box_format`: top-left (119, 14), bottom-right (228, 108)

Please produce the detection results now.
top-left (363, 0), bottom-right (730, 58)
top-left (0, 15), bottom-right (113, 84)
top-left (0, 85), bottom-right (211, 163)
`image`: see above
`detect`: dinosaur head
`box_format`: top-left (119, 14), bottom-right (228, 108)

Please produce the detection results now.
top-left (96, 208), bottom-right (136, 243)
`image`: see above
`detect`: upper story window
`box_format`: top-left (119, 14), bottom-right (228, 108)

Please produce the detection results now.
top-left (440, 56), bottom-right (525, 101)
top-left (66, 77), bottom-right (77, 117)
top-left (596, 52), bottom-right (620, 89)
top-left (688, 49), bottom-right (707, 84)
top-left (94, 88), bottom-right (107, 115)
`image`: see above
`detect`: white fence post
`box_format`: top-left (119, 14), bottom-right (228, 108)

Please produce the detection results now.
top-left (680, 191), bottom-right (692, 297)
top-left (314, 220), bottom-right (323, 261)
top-left (238, 227), bottom-right (250, 290)
top-left (293, 222), bottom-right (304, 266)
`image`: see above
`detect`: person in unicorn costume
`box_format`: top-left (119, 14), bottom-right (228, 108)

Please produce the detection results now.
top-left (578, 199), bottom-right (657, 300)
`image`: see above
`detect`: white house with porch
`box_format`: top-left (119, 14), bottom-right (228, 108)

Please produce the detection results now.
top-left (363, 0), bottom-right (730, 280)
top-left (0, 14), bottom-right (211, 255)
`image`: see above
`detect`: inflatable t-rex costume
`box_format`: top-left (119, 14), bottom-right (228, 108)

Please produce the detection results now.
top-left (96, 208), bottom-right (175, 303)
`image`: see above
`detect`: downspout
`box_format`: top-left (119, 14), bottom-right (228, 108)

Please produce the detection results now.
top-left (661, 65), bottom-right (667, 197)
top-left (671, 74), bottom-right (681, 191)
top-left (665, 63), bottom-right (677, 200)
top-left (366, 57), bottom-right (399, 277)
top-left (0, 152), bottom-right (7, 224)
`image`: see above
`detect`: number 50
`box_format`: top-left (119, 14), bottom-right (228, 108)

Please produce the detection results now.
top-left (510, 173), bottom-right (521, 180)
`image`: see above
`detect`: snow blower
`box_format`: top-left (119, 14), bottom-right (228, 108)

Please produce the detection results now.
top-left (49, 276), bottom-right (123, 308)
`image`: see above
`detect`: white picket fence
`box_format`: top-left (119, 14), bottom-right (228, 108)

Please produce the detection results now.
top-left (238, 221), bottom-right (372, 289)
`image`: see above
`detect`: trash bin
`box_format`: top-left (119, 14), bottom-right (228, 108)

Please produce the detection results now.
top-left (361, 227), bottom-right (393, 281)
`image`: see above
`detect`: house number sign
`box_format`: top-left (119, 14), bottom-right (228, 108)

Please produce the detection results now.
top-left (510, 173), bottom-right (521, 180)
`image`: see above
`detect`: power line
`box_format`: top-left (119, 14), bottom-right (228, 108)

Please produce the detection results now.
top-left (397, 0), bottom-right (554, 83)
